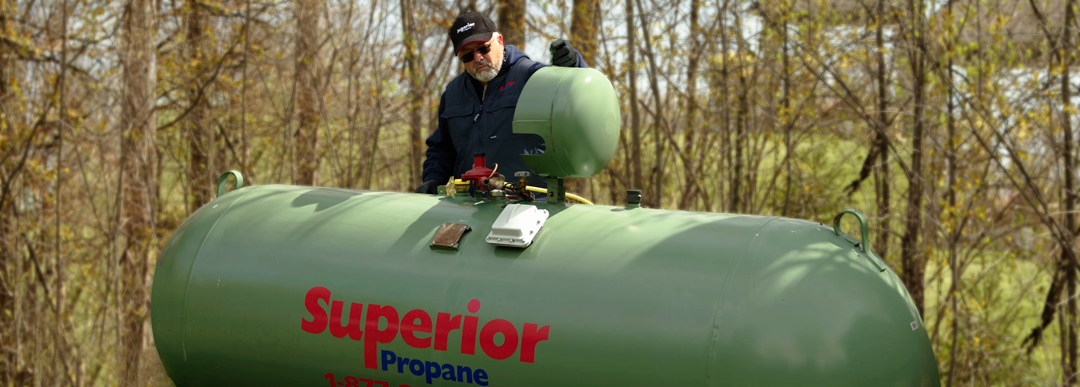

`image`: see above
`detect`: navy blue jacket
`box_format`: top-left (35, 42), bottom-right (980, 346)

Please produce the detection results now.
top-left (421, 45), bottom-right (586, 189)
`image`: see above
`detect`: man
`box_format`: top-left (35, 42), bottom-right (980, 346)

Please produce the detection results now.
top-left (415, 11), bottom-right (587, 194)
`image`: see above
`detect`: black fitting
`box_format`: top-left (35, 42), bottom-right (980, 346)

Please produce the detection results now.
top-left (626, 189), bottom-right (642, 205)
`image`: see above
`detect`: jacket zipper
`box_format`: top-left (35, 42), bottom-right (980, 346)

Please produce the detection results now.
top-left (474, 84), bottom-right (486, 149)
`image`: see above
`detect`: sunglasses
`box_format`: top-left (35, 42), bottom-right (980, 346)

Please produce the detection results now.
top-left (459, 44), bottom-right (492, 63)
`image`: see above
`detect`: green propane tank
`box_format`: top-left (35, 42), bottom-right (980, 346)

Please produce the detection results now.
top-left (151, 68), bottom-right (940, 387)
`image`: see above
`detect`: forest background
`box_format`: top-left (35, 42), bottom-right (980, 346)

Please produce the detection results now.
top-left (1, 0), bottom-right (1078, 383)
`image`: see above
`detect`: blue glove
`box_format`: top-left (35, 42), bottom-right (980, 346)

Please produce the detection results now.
top-left (549, 39), bottom-right (579, 67)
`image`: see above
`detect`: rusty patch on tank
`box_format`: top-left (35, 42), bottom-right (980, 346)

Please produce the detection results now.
top-left (430, 223), bottom-right (471, 250)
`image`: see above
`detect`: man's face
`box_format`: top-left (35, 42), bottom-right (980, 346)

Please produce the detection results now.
top-left (459, 34), bottom-right (504, 83)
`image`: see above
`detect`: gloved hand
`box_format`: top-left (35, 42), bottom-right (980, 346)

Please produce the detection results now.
top-left (415, 179), bottom-right (441, 194)
top-left (549, 39), bottom-right (579, 67)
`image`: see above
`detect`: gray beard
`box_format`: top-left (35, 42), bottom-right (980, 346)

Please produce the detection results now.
top-left (472, 55), bottom-right (504, 83)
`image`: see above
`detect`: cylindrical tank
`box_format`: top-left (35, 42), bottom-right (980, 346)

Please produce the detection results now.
top-left (151, 185), bottom-right (940, 387)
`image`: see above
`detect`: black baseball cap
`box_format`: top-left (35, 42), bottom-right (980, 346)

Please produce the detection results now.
top-left (450, 12), bottom-right (497, 54)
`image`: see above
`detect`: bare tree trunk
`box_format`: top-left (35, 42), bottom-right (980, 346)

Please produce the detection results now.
top-left (899, 0), bottom-right (927, 316)
top-left (54, 0), bottom-right (70, 382)
top-left (213, 105), bottom-right (227, 183)
top-left (341, 1), bottom-right (359, 188)
top-left (719, 0), bottom-right (731, 212)
top-left (779, 0), bottom-right (792, 216)
top-left (402, 0), bottom-right (423, 187)
top-left (240, 0), bottom-right (251, 175)
top-left (874, 0), bottom-right (890, 261)
top-left (119, 0), bottom-right (157, 383)
top-left (0, 0), bottom-right (11, 133)
top-left (570, 0), bottom-right (599, 65)
top-left (635, 0), bottom-right (664, 208)
top-left (361, 80), bottom-right (384, 190)
top-left (626, 0), bottom-right (643, 192)
top-left (732, 8), bottom-right (748, 213)
top-left (0, 1), bottom-right (16, 380)
top-left (678, 0), bottom-right (702, 210)
top-left (186, 0), bottom-right (212, 210)
top-left (734, 73), bottom-right (747, 214)
top-left (944, 7), bottom-right (960, 385)
top-left (294, 0), bottom-right (321, 186)
top-left (1062, 0), bottom-right (1077, 382)
top-left (497, 0), bottom-right (525, 48)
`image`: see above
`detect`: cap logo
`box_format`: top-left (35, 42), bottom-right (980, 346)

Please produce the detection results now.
top-left (457, 23), bottom-right (475, 34)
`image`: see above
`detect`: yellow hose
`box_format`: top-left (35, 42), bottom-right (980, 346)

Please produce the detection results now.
top-left (451, 179), bottom-right (593, 205)
top-left (526, 186), bottom-right (593, 205)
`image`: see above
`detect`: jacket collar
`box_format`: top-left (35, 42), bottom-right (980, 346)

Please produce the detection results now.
top-left (498, 45), bottom-right (528, 77)
top-left (465, 45), bottom-right (529, 92)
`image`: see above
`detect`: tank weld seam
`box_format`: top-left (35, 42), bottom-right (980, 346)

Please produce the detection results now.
top-left (703, 216), bottom-right (780, 385)
top-left (177, 185), bottom-right (265, 361)
top-left (547, 70), bottom-right (572, 174)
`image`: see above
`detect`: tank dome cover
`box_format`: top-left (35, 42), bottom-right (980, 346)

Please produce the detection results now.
top-left (513, 67), bottom-right (621, 178)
